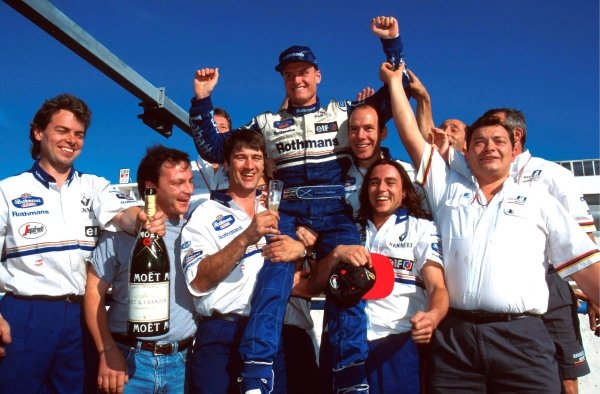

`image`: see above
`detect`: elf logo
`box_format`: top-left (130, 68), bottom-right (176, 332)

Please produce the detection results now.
top-left (314, 122), bottom-right (339, 134)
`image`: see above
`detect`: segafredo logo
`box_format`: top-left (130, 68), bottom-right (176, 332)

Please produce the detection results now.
top-left (19, 222), bottom-right (47, 239)
top-left (12, 194), bottom-right (44, 208)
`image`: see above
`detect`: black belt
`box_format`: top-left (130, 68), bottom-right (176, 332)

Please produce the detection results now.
top-left (282, 185), bottom-right (345, 200)
top-left (6, 292), bottom-right (83, 303)
top-left (450, 308), bottom-right (541, 323)
top-left (112, 333), bottom-right (193, 355)
top-left (197, 312), bottom-right (248, 323)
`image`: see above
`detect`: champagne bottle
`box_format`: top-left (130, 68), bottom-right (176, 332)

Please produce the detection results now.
top-left (127, 188), bottom-right (170, 337)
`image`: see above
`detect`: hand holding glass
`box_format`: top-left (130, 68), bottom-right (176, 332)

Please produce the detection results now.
top-left (268, 180), bottom-right (283, 211)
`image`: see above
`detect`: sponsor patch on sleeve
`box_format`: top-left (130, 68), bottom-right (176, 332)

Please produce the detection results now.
top-left (183, 249), bottom-right (204, 271)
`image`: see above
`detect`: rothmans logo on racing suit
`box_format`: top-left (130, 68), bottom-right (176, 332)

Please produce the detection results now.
top-left (276, 138), bottom-right (339, 153)
top-left (212, 214), bottom-right (235, 231)
top-left (19, 222), bottom-right (47, 239)
top-left (12, 194), bottom-right (44, 208)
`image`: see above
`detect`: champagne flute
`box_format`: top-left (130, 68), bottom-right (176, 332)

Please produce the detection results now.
top-left (268, 180), bottom-right (283, 211)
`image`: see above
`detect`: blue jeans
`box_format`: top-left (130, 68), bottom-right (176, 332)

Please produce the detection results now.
top-left (117, 342), bottom-right (189, 393)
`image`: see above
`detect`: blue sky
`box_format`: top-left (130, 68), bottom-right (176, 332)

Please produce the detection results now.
top-left (1, 0), bottom-right (598, 183)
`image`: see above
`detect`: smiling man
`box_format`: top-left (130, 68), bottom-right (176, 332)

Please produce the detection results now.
top-left (180, 129), bottom-right (308, 393)
top-left (0, 94), bottom-right (151, 394)
top-left (345, 103), bottom-right (419, 220)
top-left (380, 62), bottom-right (600, 393)
top-left (190, 16), bottom-right (407, 393)
top-left (84, 145), bottom-right (196, 394)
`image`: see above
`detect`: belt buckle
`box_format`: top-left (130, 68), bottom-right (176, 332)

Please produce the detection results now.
top-left (65, 294), bottom-right (80, 303)
top-left (295, 186), bottom-right (313, 199)
top-left (153, 342), bottom-right (173, 355)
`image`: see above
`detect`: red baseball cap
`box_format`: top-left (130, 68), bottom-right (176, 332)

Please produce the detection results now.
top-left (327, 252), bottom-right (395, 308)
top-left (362, 253), bottom-right (395, 300)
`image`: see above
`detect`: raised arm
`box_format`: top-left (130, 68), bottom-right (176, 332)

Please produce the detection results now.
top-left (189, 68), bottom-right (229, 164)
top-left (406, 69), bottom-right (435, 143)
top-left (371, 16), bottom-right (402, 69)
top-left (379, 62), bottom-right (428, 168)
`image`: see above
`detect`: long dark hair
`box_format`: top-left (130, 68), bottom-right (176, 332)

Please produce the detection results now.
top-left (357, 159), bottom-right (431, 223)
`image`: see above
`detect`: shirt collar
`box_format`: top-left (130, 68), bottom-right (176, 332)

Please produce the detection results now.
top-left (287, 97), bottom-right (321, 116)
top-left (210, 189), bottom-right (263, 208)
top-left (30, 161), bottom-right (76, 189)
top-left (512, 149), bottom-right (531, 173)
top-left (394, 207), bottom-right (408, 224)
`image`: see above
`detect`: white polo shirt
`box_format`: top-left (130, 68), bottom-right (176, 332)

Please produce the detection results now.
top-left (512, 150), bottom-right (596, 232)
top-left (0, 162), bottom-right (142, 296)
top-left (181, 191), bottom-right (266, 316)
top-left (418, 146), bottom-right (599, 314)
top-left (448, 148), bottom-right (596, 232)
top-left (363, 209), bottom-right (443, 340)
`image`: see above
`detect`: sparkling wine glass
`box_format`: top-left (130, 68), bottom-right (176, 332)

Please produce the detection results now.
top-left (268, 180), bottom-right (283, 211)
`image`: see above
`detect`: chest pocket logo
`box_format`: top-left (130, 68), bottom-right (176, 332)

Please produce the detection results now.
top-left (314, 122), bottom-right (339, 134)
top-left (19, 222), bottom-right (47, 239)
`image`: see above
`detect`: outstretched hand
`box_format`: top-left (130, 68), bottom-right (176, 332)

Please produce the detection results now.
top-left (356, 87), bottom-right (375, 102)
top-left (193, 68), bottom-right (219, 100)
